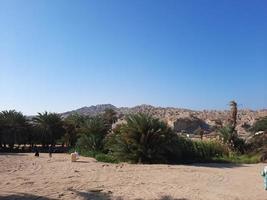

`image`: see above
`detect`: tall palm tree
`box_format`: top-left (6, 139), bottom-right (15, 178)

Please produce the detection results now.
top-left (62, 114), bottom-right (85, 147)
top-left (64, 113), bottom-right (86, 129)
top-left (229, 100), bottom-right (237, 129)
top-left (33, 112), bottom-right (65, 146)
top-left (62, 121), bottom-right (76, 147)
top-left (77, 116), bottom-right (108, 151)
top-left (0, 110), bottom-right (28, 148)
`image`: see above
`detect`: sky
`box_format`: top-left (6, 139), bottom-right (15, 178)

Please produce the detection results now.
top-left (0, 0), bottom-right (267, 115)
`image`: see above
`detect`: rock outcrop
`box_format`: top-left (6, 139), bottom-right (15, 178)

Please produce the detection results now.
top-left (173, 117), bottom-right (210, 134)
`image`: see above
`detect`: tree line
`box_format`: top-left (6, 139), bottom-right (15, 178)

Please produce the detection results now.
top-left (0, 108), bottom-right (117, 150)
top-left (1, 102), bottom-right (266, 164)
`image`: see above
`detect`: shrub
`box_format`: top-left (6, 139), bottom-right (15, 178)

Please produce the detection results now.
top-left (107, 113), bottom-right (178, 164)
top-left (215, 153), bottom-right (261, 164)
top-left (191, 140), bottom-right (228, 162)
top-left (219, 125), bottom-right (246, 153)
top-left (95, 153), bottom-right (119, 163)
top-left (106, 113), bottom-right (228, 164)
top-left (251, 116), bottom-right (267, 132)
top-left (76, 116), bottom-right (109, 152)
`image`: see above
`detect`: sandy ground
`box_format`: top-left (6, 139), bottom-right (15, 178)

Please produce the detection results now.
top-left (0, 153), bottom-right (266, 200)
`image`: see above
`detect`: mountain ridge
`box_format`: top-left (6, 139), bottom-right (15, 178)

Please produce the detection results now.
top-left (60, 104), bottom-right (267, 136)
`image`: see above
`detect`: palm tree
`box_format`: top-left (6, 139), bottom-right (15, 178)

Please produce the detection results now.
top-left (62, 114), bottom-right (84, 147)
top-left (33, 112), bottom-right (65, 146)
top-left (76, 116), bottom-right (109, 152)
top-left (0, 110), bottom-right (29, 148)
top-left (64, 113), bottom-right (86, 129)
top-left (229, 100), bottom-right (237, 129)
top-left (108, 113), bottom-right (176, 164)
top-left (219, 125), bottom-right (245, 153)
top-left (219, 125), bottom-right (235, 145)
top-left (62, 121), bottom-right (77, 147)
top-left (103, 108), bottom-right (118, 130)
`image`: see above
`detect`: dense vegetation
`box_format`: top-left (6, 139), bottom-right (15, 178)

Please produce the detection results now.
top-left (251, 116), bottom-right (267, 133)
top-left (0, 103), bottom-right (266, 164)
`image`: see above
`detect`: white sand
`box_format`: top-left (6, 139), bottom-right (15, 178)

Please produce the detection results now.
top-left (0, 153), bottom-right (266, 200)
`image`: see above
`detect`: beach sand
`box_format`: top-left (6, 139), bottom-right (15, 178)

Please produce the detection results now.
top-left (0, 153), bottom-right (266, 200)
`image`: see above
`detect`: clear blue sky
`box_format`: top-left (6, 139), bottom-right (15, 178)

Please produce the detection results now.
top-left (0, 0), bottom-right (266, 115)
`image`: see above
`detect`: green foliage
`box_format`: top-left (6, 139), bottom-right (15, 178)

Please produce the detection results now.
top-left (165, 137), bottom-right (228, 163)
top-left (219, 125), bottom-right (245, 153)
top-left (65, 113), bottom-right (86, 129)
top-left (219, 125), bottom-right (232, 144)
top-left (0, 108), bottom-right (261, 164)
top-left (95, 153), bottom-right (119, 163)
top-left (0, 110), bottom-right (29, 148)
top-left (192, 141), bottom-right (228, 161)
top-left (76, 134), bottom-right (104, 152)
top-left (102, 108), bottom-right (118, 130)
top-left (62, 114), bottom-right (85, 147)
top-left (248, 133), bottom-right (267, 151)
top-left (107, 113), bottom-right (178, 164)
top-left (246, 133), bottom-right (267, 162)
top-left (76, 116), bottom-right (109, 152)
top-left (251, 116), bottom-right (267, 132)
top-left (106, 113), bottom-right (228, 164)
top-left (33, 112), bottom-right (65, 146)
top-left (62, 121), bottom-right (77, 147)
top-left (79, 116), bottom-right (108, 136)
top-left (214, 153), bottom-right (261, 164)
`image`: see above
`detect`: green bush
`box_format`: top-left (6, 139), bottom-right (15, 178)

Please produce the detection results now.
top-left (106, 113), bottom-right (178, 164)
top-left (95, 153), bottom-right (119, 163)
top-left (76, 134), bottom-right (104, 152)
top-left (168, 138), bottom-right (228, 163)
top-left (214, 153), bottom-right (261, 164)
top-left (72, 113), bottom-right (256, 165)
top-left (251, 116), bottom-right (267, 132)
top-left (75, 116), bottom-right (109, 152)
top-left (105, 113), bottom-right (229, 164)
top-left (192, 140), bottom-right (228, 161)
top-left (219, 125), bottom-right (246, 153)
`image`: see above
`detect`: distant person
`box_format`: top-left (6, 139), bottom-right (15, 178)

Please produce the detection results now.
top-left (33, 145), bottom-right (39, 157)
top-left (48, 145), bottom-right (53, 158)
top-left (261, 166), bottom-right (267, 190)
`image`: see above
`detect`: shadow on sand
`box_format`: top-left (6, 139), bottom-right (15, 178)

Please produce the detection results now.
top-left (191, 163), bottom-right (246, 168)
top-left (74, 160), bottom-right (91, 163)
top-left (69, 189), bottom-right (189, 200)
top-left (158, 197), bottom-right (189, 200)
top-left (0, 153), bottom-right (28, 156)
top-left (69, 189), bottom-right (116, 200)
top-left (0, 191), bottom-right (189, 200)
top-left (0, 193), bottom-right (56, 200)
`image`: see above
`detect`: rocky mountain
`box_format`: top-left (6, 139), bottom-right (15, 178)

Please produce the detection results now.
top-left (61, 104), bottom-right (267, 136)
top-left (61, 104), bottom-right (117, 118)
